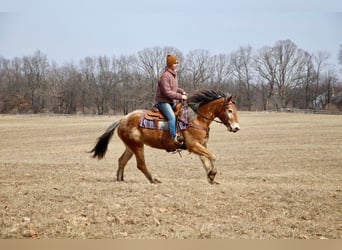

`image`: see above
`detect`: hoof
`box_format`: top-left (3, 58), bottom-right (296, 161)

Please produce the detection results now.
top-left (207, 169), bottom-right (217, 183)
top-left (152, 178), bottom-right (161, 184)
top-left (209, 180), bottom-right (220, 185)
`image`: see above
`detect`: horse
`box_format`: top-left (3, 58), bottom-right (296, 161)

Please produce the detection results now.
top-left (90, 89), bottom-right (240, 184)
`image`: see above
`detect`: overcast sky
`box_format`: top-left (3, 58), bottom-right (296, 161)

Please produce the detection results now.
top-left (1, 0), bottom-right (341, 69)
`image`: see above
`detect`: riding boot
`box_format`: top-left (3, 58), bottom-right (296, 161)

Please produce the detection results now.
top-left (173, 135), bottom-right (184, 147)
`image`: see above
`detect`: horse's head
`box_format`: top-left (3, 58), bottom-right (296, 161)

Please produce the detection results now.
top-left (218, 95), bottom-right (240, 133)
top-left (188, 89), bottom-right (240, 133)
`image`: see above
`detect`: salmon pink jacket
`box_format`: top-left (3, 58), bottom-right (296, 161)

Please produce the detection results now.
top-left (155, 68), bottom-right (185, 103)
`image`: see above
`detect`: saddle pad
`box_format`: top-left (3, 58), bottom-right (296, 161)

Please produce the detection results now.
top-left (139, 117), bottom-right (169, 130)
top-left (140, 105), bottom-right (188, 130)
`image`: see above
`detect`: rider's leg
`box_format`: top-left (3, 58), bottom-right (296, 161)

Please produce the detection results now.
top-left (157, 102), bottom-right (182, 145)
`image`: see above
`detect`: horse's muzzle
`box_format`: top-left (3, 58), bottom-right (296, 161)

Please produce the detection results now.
top-left (229, 123), bottom-right (240, 133)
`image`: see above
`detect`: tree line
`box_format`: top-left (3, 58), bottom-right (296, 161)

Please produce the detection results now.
top-left (0, 40), bottom-right (341, 115)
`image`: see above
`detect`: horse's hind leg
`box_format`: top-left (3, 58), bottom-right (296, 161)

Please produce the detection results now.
top-left (117, 147), bottom-right (133, 181)
top-left (133, 146), bottom-right (161, 184)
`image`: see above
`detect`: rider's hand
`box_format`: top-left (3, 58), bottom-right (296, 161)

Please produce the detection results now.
top-left (181, 94), bottom-right (188, 101)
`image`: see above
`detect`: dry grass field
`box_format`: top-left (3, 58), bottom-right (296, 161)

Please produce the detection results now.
top-left (0, 112), bottom-right (341, 239)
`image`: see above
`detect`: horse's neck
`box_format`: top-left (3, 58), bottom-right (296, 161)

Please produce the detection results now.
top-left (187, 107), bottom-right (197, 119)
top-left (190, 103), bottom-right (216, 127)
top-left (197, 99), bottom-right (222, 123)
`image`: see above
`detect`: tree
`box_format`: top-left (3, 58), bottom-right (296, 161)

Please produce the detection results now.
top-left (273, 40), bottom-right (310, 108)
top-left (231, 46), bottom-right (255, 110)
top-left (322, 69), bottom-right (338, 109)
top-left (116, 55), bottom-right (138, 114)
top-left (184, 49), bottom-right (214, 91)
top-left (255, 40), bottom-right (310, 109)
top-left (0, 57), bottom-right (31, 113)
top-left (22, 51), bottom-right (49, 113)
top-left (312, 51), bottom-right (330, 99)
top-left (137, 47), bottom-right (168, 102)
top-left (49, 63), bottom-right (81, 114)
top-left (255, 46), bottom-right (276, 110)
top-left (299, 52), bottom-right (315, 108)
top-left (208, 53), bottom-right (234, 92)
top-left (0, 43), bottom-right (340, 114)
top-left (94, 55), bottom-right (117, 115)
top-left (80, 57), bottom-right (97, 113)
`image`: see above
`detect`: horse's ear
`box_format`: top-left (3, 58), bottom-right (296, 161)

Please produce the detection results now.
top-left (228, 95), bottom-right (237, 104)
top-left (227, 95), bottom-right (236, 101)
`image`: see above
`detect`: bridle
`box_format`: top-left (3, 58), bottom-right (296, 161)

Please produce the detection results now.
top-left (195, 97), bottom-right (234, 126)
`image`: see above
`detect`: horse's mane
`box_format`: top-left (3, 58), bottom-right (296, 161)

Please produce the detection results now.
top-left (188, 89), bottom-right (230, 112)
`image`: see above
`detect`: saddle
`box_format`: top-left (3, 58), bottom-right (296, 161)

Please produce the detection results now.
top-left (144, 103), bottom-right (183, 121)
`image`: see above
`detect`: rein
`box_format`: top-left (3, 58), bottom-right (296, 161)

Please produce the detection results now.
top-left (197, 113), bottom-right (223, 124)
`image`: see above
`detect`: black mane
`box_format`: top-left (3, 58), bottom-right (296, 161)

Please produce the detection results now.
top-left (188, 89), bottom-right (230, 112)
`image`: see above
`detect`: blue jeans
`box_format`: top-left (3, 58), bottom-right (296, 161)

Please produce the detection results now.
top-left (157, 102), bottom-right (177, 139)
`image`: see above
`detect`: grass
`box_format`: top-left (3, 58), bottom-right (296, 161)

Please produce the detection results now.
top-left (0, 112), bottom-right (341, 238)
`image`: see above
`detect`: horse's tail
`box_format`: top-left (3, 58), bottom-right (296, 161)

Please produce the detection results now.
top-left (90, 120), bottom-right (120, 159)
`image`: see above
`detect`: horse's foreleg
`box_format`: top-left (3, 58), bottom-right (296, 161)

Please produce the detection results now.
top-left (133, 147), bottom-right (161, 184)
top-left (189, 142), bottom-right (218, 184)
top-left (199, 155), bottom-right (211, 173)
top-left (117, 147), bottom-right (133, 181)
top-left (199, 155), bottom-right (218, 184)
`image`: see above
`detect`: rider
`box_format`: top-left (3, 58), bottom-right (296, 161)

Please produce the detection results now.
top-left (155, 54), bottom-right (188, 146)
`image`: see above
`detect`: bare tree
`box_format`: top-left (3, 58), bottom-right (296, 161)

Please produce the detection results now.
top-left (300, 52), bottom-right (315, 108)
top-left (257, 40), bottom-right (309, 109)
top-left (116, 55), bottom-right (138, 114)
top-left (80, 57), bottom-right (97, 113)
top-left (22, 51), bottom-right (49, 113)
top-left (323, 68), bottom-right (338, 109)
top-left (312, 51), bottom-right (330, 98)
top-left (0, 57), bottom-right (30, 113)
top-left (137, 47), bottom-right (166, 102)
top-left (0, 43), bottom-right (340, 114)
top-left (93, 55), bottom-right (116, 115)
top-left (80, 56), bottom-right (120, 114)
top-left (231, 46), bottom-right (255, 110)
top-left (49, 63), bottom-right (81, 114)
top-left (273, 40), bottom-right (308, 108)
top-left (48, 63), bottom-right (65, 113)
top-left (184, 49), bottom-right (215, 91)
top-left (255, 46), bottom-right (277, 110)
top-left (209, 53), bottom-right (234, 90)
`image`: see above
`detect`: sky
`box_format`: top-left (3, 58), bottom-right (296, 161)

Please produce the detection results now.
top-left (1, 0), bottom-right (342, 70)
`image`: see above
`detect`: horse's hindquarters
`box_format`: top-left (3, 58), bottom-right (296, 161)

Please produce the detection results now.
top-left (117, 110), bottom-right (176, 151)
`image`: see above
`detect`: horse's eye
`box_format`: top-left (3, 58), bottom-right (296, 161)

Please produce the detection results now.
top-left (228, 109), bottom-right (233, 113)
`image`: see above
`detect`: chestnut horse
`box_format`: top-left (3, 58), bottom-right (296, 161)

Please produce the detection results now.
top-left (90, 89), bottom-right (240, 184)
